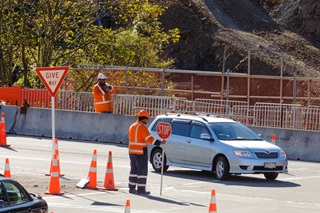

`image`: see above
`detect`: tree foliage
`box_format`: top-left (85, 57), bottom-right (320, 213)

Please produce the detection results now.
top-left (0, 0), bottom-right (180, 92)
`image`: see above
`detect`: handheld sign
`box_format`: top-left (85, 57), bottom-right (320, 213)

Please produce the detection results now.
top-left (156, 122), bottom-right (171, 196)
top-left (156, 122), bottom-right (172, 139)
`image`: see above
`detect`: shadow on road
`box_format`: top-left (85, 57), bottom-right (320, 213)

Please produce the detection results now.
top-left (155, 169), bottom-right (300, 188)
top-left (0, 146), bottom-right (17, 152)
top-left (139, 194), bottom-right (206, 207)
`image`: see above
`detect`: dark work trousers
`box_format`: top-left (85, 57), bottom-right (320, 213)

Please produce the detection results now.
top-left (128, 148), bottom-right (148, 193)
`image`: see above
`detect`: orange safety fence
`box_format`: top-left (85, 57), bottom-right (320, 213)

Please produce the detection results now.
top-left (0, 86), bottom-right (22, 106)
top-left (0, 86), bottom-right (57, 108)
top-left (22, 88), bottom-right (58, 108)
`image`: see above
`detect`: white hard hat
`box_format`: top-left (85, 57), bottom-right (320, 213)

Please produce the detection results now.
top-left (97, 73), bottom-right (106, 80)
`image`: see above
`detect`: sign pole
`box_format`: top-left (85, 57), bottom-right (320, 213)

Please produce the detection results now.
top-left (160, 146), bottom-right (165, 196)
top-left (51, 96), bottom-right (55, 156)
top-left (156, 122), bottom-right (172, 196)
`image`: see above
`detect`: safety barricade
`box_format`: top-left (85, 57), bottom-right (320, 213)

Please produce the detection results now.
top-left (59, 91), bottom-right (93, 112)
top-left (113, 94), bottom-right (178, 117)
top-left (304, 106), bottom-right (320, 131)
top-left (0, 85), bottom-right (22, 106)
top-left (253, 102), bottom-right (304, 128)
top-left (22, 88), bottom-right (57, 108)
top-left (2, 86), bottom-right (319, 130)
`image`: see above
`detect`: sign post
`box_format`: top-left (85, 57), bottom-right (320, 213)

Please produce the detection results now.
top-left (156, 122), bottom-right (172, 196)
top-left (36, 66), bottom-right (69, 159)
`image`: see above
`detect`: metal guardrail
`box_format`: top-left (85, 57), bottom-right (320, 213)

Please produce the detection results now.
top-left (16, 88), bottom-right (320, 131)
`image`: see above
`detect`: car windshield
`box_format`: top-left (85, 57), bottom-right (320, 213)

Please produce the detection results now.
top-left (209, 122), bottom-right (262, 140)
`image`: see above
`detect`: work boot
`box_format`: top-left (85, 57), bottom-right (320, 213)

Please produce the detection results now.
top-left (129, 189), bottom-right (137, 194)
top-left (138, 190), bottom-right (150, 195)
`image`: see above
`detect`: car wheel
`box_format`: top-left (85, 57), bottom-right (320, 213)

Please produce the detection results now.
top-left (214, 156), bottom-right (230, 180)
top-left (264, 172), bottom-right (278, 180)
top-left (151, 148), bottom-right (169, 173)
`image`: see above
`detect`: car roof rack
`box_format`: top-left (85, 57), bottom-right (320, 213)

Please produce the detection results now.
top-left (165, 112), bottom-right (182, 117)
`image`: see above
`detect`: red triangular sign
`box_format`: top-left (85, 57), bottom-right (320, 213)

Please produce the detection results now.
top-left (36, 66), bottom-right (69, 97)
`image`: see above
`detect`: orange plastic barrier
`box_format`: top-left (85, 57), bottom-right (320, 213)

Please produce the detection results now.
top-left (0, 86), bottom-right (57, 108)
top-left (0, 86), bottom-right (58, 108)
top-left (22, 88), bottom-right (58, 108)
top-left (0, 85), bottom-right (22, 106)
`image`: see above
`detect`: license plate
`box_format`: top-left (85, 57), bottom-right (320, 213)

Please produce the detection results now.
top-left (264, 162), bottom-right (276, 169)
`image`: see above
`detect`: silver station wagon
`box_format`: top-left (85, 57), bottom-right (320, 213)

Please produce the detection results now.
top-left (148, 113), bottom-right (288, 180)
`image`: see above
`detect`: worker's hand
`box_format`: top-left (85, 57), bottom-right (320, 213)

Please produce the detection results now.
top-left (161, 139), bottom-right (166, 144)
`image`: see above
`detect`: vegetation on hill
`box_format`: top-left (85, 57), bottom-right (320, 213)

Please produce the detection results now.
top-left (0, 0), bottom-right (179, 89)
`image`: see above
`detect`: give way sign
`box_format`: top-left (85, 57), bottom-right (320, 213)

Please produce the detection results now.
top-left (36, 66), bottom-right (69, 97)
top-left (156, 122), bottom-right (172, 139)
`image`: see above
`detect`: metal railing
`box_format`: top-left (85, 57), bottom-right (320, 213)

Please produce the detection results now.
top-left (70, 65), bottom-right (320, 107)
top-left (59, 90), bottom-right (320, 131)
top-left (16, 88), bottom-right (320, 131)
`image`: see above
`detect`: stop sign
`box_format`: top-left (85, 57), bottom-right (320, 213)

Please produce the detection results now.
top-left (156, 122), bottom-right (172, 139)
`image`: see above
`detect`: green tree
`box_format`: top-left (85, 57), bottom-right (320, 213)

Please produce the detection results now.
top-left (0, 0), bottom-right (22, 86)
top-left (0, 0), bottom-right (180, 93)
top-left (71, 0), bottom-right (180, 92)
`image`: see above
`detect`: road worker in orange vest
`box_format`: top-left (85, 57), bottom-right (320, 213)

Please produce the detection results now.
top-left (128, 110), bottom-right (166, 195)
top-left (93, 73), bottom-right (116, 113)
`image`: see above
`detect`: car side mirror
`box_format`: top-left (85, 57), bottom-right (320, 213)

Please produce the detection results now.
top-left (0, 200), bottom-right (4, 207)
top-left (29, 192), bottom-right (42, 199)
top-left (200, 133), bottom-right (214, 141)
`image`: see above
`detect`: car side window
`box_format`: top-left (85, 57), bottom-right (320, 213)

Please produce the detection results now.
top-left (3, 181), bottom-right (28, 206)
top-left (190, 123), bottom-right (209, 139)
top-left (171, 120), bottom-right (190, 136)
top-left (0, 184), bottom-right (7, 207)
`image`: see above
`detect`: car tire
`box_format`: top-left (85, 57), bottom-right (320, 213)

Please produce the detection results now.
top-left (151, 148), bottom-right (169, 173)
top-left (264, 172), bottom-right (278, 180)
top-left (214, 156), bottom-right (230, 180)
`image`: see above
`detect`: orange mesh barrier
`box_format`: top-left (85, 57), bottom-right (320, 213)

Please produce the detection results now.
top-left (0, 86), bottom-right (22, 106)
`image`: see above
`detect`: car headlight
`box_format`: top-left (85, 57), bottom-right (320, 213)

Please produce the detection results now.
top-left (234, 150), bottom-right (254, 158)
top-left (279, 150), bottom-right (286, 158)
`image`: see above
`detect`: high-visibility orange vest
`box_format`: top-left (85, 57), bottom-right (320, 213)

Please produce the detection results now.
top-left (93, 83), bottom-right (116, 113)
top-left (128, 120), bottom-right (157, 155)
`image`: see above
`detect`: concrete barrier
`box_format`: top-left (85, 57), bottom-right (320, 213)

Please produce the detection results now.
top-left (12, 107), bottom-right (139, 144)
top-left (0, 105), bottom-right (19, 133)
top-left (251, 127), bottom-right (320, 162)
top-left (2, 106), bottom-right (320, 162)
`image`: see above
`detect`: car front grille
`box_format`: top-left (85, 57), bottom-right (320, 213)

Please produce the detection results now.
top-left (255, 152), bottom-right (278, 158)
top-left (253, 166), bottom-right (283, 170)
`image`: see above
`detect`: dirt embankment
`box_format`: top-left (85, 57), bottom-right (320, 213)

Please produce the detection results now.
top-left (161, 0), bottom-right (320, 77)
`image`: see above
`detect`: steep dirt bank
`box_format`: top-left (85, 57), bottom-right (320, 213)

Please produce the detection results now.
top-left (160, 0), bottom-right (320, 77)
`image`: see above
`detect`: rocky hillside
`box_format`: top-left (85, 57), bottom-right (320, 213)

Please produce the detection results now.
top-left (160, 0), bottom-right (320, 77)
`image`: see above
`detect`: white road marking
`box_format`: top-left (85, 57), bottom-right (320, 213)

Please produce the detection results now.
top-left (0, 154), bottom-right (130, 168)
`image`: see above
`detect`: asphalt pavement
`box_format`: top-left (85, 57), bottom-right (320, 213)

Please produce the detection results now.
top-left (1, 135), bottom-right (320, 213)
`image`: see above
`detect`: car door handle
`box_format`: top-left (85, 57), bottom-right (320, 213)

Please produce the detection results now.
top-left (186, 140), bottom-right (191, 143)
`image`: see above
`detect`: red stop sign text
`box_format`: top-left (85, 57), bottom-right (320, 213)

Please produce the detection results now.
top-left (156, 122), bottom-right (172, 139)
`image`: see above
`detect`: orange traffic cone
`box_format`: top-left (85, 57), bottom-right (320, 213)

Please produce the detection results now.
top-left (208, 189), bottom-right (217, 213)
top-left (4, 158), bottom-right (11, 178)
top-left (86, 149), bottom-right (98, 190)
top-left (124, 200), bottom-right (131, 213)
top-left (271, 134), bottom-right (276, 144)
top-left (46, 138), bottom-right (64, 176)
top-left (45, 153), bottom-right (64, 195)
top-left (102, 151), bottom-right (118, 191)
top-left (0, 112), bottom-right (10, 147)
